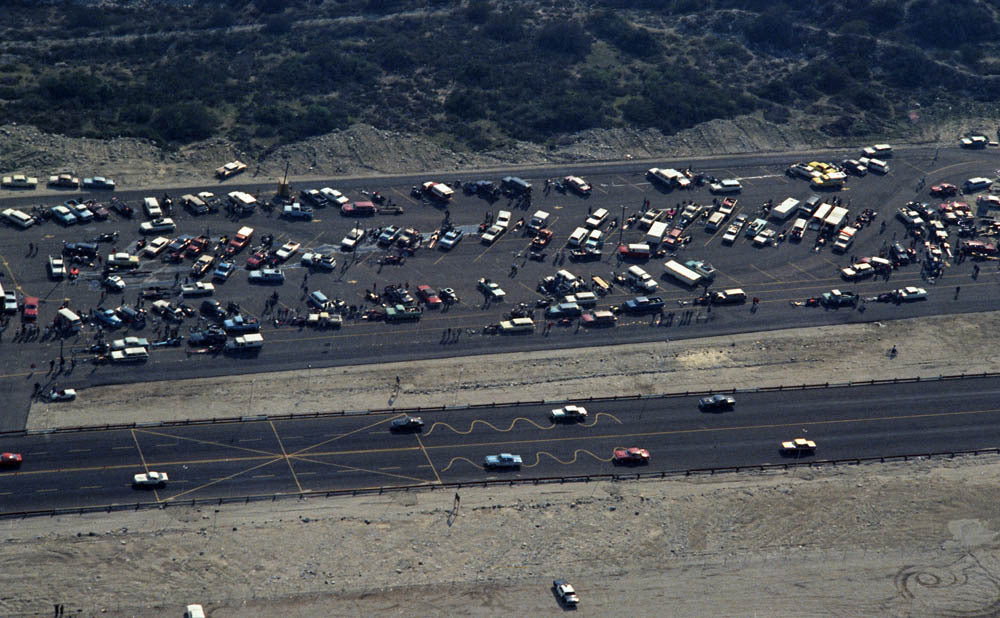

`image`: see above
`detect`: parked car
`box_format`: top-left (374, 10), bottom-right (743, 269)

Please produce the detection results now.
top-left (48, 388), bottom-right (77, 402)
top-left (248, 268), bottom-right (285, 284)
top-left (139, 218), bottom-right (176, 234)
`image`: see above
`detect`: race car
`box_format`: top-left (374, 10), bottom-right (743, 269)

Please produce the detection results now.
top-left (613, 447), bottom-right (650, 465)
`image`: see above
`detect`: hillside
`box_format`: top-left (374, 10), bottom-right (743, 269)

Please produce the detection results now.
top-left (1, 0), bottom-right (998, 160)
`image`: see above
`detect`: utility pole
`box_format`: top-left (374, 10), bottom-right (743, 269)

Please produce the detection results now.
top-left (619, 203), bottom-right (626, 245)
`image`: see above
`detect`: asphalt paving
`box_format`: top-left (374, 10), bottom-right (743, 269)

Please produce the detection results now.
top-left (1, 145), bottom-right (1000, 432)
top-left (2, 376), bottom-right (1000, 514)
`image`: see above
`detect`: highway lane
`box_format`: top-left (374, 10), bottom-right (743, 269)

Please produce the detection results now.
top-left (3, 377), bottom-right (1000, 514)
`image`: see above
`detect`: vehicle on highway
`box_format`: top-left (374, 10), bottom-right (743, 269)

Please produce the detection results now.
top-left (780, 438), bottom-right (817, 456)
top-left (698, 394), bottom-right (736, 411)
top-left (390, 416), bottom-right (425, 432)
top-left (896, 286), bottom-right (928, 302)
top-left (613, 447), bottom-right (650, 465)
top-left (484, 453), bottom-right (522, 469)
top-left (133, 471), bottom-right (169, 487)
top-left (0, 452), bottom-right (23, 468)
top-left (550, 405), bottom-right (588, 422)
top-left (553, 580), bottom-right (580, 607)
top-left (248, 268), bottom-right (284, 284)
top-left (140, 218), bottom-right (176, 234)
top-left (48, 388), bottom-right (77, 402)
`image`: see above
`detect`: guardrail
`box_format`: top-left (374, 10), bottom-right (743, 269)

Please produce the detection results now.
top-left (2, 447), bottom-right (998, 521)
top-left (7, 371), bottom-right (1000, 437)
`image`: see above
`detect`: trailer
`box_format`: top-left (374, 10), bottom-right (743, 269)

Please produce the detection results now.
top-left (645, 220), bottom-right (669, 245)
top-left (770, 197), bottom-right (800, 222)
top-left (663, 259), bottom-right (703, 287)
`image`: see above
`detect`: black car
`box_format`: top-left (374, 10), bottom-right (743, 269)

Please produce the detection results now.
top-left (62, 241), bottom-right (99, 258)
top-left (188, 327), bottom-right (227, 346)
top-left (698, 394), bottom-right (736, 411)
top-left (390, 416), bottom-right (425, 432)
top-left (200, 299), bottom-right (227, 319)
top-left (109, 200), bottom-right (133, 218)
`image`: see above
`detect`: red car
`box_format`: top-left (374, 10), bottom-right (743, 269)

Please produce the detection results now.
top-left (613, 447), bottom-right (650, 465)
top-left (22, 296), bottom-right (38, 321)
top-left (0, 452), bottom-right (22, 468)
top-left (184, 235), bottom-right (209, 259)
top-left (532, 229), bottom-right (553, 248)
top-left (417, 285), bottom-right (442, 309)
top-left (245, 249), bottom-right (269, 270)
top-left (930, 183), bottom-right (958, 197)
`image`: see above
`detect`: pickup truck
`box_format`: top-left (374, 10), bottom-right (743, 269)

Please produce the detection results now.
top-left (483, 453), bottom-right (522, 469)
top-left (384, 304), bottom-right (422, 322)
top-left (223, 314), bottom-right (260, 333)
top-left (282, 203), bottom-right (314, 220)
top-left (622, 296), bottom-right (665, 314)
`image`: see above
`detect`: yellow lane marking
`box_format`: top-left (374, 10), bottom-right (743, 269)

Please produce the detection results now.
top-left (787, 262), bottom-right (820, 280)
top-left (426, 417), bottom-right (553, 436)
top-left (134, 428), bottom-right (280, 457)
top-left (416, 434), bottom-right (442, 484)
top-left (290, 453), bottom-right (431, 484)
top-left (440, 456), bottom-right (480, 473)
top-left (750, 263), bottom-right (780, 282)
top-left (290, 415), bottom-right (399, 456)
top-left (271, 420), bottom-right (303, 493)
top-left (163, 457), bottom-right (283, 502)
top-left (0, 254), bottom-right (24, 294)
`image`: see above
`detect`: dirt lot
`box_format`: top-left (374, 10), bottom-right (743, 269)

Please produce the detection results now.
top-left (7, 311), bottom-right (1000, 617)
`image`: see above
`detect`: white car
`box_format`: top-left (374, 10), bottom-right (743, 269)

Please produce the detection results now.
top-left (139, 218), bottom-right (175, 234)
top-left (495, 210), bottom-right (512, 228)
top-left (563, 175), bottom-right (592, 194)
top-left (3, 290), bottom-right (16, 313)
top-left (48, 388), bottom-right (77, 402)
top-left (897, 286), bottom-right (928, 301)
top-left (840, 263), bottom-right (874, 281)
top-left (48, 255), bottom-right (66, 279)
top-left (143, 236), bottom-right (170, 258)
top-left (132, 471), bottom-right (169, 487)
top-left (180, 282), bottom-right (215, 297)
top-left (780, 438), bottom-right (816, 455)
top-left (104, 275), bottom-right (127, 292)
top-left (477, 278), bottom-right (506, 300)
top-left (554, 580), bottom-right (580, 606)
top-left (710, 178), bottom-right (742, 194)
top-left (275, 241), bottom-right (301, 261)
top-left (341, 228), bottom-right (365, 251)
top-left (550, 405), bottom-right (588, 422)
top-left (480, 224), bottom-right (505, 244)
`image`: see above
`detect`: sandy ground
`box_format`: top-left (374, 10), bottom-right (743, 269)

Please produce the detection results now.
top-left (28, 311), bottom-right (1000, 430)
top-left (4, 311), bottom-right (1000, 617)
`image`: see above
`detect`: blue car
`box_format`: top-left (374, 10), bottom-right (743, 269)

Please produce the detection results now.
top-left (483, 453), bottom-right (522, 469)
top-left (622, 296), bottom-right (665, 314)
top-left (213, 261), bottom-right (236, 281)
top-left (438, 228), bottom-right (463, 250)
top-left (94, 308), bottom-right (123, 328)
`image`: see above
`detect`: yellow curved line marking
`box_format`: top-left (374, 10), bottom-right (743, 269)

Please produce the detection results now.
top-left (439, 456), bottom-right (481, 473)
top-left (425, 417), bottom-right (553, 436)
top-left (580, 412), bottom-right (624, 427)
top-left (522, 449), bottom-right (613, 467)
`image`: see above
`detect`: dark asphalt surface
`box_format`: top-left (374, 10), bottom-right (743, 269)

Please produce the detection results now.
top-left (1, 145), bottom-right (999, 433)
top-left (2, 377), bottom-right (1000, 514)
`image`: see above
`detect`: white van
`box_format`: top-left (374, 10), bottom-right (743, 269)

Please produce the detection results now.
top-left (143, 197), bottom-right (162, 218)
top-left (867, 158), bottom-right (889, 174)
top-left (568, 227), bottom-right (588, 247)
top-left (2, 208), bottom-right (35, 228)
top-left (111, 347), bottom-right (149, 363)
top-left (564, 291), bottom-right (598, 308)
top-left (626, 265), bottom-right (657, 292)
top-left (528, 210), bottom-right (550, 232)
top-left (56, 307), bottom-right (82, 332)
top-left (585, 208), bottom-right (609, 229)
top-left (646, 220), bottom-right (669, 245)
top-left (791, 218), bottom-right (808, 240)
top-left (705, 211), bottom-right (726, 232)
top-left (964, 177), bottom-right (992, 193)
